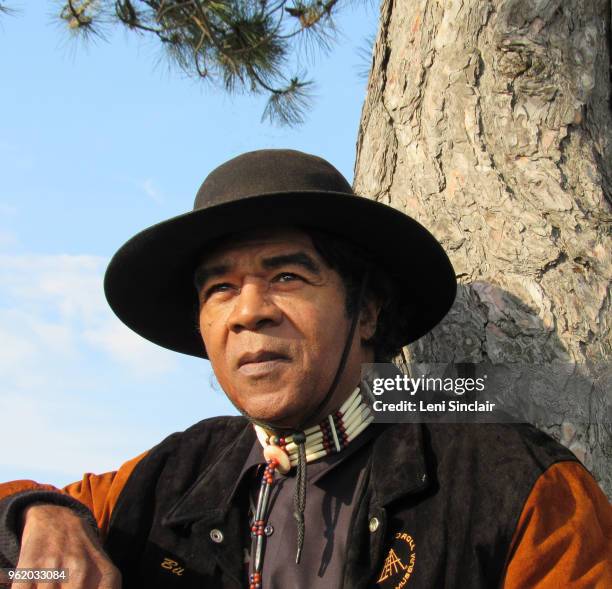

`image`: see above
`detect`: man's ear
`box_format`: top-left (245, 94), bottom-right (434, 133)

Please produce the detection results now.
top-left (359, 298), bottom-right (381, 342)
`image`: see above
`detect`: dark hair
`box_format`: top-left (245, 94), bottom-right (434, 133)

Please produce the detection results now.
top-left (305, 228), bottom-right (409, 362)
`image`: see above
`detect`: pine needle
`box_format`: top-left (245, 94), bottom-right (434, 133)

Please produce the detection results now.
top-left (54, 0), bottom-right (354, 125)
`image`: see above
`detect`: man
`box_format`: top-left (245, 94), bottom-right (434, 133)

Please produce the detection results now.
top-left (1, 150), bottom-right (610, 588)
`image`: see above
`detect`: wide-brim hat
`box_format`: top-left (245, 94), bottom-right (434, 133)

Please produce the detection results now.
top-left (104, 149), bottom-right (456, 358)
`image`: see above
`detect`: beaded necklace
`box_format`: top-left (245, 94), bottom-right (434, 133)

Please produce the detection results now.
top-left (248, 387), bottom-right (373, 588)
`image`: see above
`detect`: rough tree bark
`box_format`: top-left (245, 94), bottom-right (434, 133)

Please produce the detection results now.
top-left (354, 0), bottom-right (611, 495)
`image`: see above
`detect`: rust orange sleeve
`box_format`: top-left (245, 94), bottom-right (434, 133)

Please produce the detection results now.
top-left (0, 481), bottom-right (59, 499)
top-left (61, 451), bottom-right (148, 537)
top-left (0, 451), bottom-right (147, 538)
top-left (502, 461), bottom-right (612, 588)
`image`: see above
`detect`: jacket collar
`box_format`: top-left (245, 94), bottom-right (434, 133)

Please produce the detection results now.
top-left (162, 419), bottom-right (429, 527)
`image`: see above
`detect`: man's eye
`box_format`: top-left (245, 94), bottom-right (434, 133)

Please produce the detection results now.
top-left (205, 283), bottom-right (233, 297)
top-left (275, 272), bottom-right (301, 283)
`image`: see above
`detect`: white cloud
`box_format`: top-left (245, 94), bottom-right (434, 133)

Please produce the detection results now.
top-left (0, 391), bottom-right (145, 479)
top-left (0, 203), bottom-right (18, 217)
top-left (0, 230), bottom-right (17, 248)
top-left (0, 320), bottom-right (37, 375)
top-left (0, 142), bottom-right (34, 171)
top-left (0, 307), bottom-right (80, 391)
top-left (0, 253), bottom-right (177, 382)
top-left (0, 252), bottom-right (215, 481)
top-left (83, 320), bottom-right (177, 377)
top-left (141, 178), bottom-right (163, 203)
top-left (0, 253), bottom-right (106, 317)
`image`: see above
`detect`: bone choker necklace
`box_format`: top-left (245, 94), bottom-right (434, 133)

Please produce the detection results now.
top-left (253, 387), bottom-right (373, 471)
top-left (248, 387), bottom-right (373, 588)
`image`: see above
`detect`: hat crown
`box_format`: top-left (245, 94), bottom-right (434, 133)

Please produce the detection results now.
top-left (194, 149), bottom-right (354, 209)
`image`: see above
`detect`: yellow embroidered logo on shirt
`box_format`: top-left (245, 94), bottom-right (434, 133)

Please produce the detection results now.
top-left (377, 533), bottom-right (416, 588)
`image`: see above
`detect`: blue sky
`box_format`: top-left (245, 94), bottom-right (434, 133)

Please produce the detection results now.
top-left (0, 3), bottom-right (378, 485)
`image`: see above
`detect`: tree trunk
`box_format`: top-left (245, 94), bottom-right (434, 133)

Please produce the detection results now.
top-left (354, 0), bottom-right (611, 495)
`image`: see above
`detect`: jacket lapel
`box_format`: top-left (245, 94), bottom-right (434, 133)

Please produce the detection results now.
top-left (371, 422), bottom-right (429, 507)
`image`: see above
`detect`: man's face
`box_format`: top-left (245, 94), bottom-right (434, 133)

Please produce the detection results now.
top-left (197, 228), bottom-right (376, 428)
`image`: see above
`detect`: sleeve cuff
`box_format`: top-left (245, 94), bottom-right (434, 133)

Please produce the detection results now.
top-left (0, 490), bottom-right (99, 566)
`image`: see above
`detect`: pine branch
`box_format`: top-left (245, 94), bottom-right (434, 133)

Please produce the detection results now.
top-left (285, 0), bottom-right (340, 28)
top-left (260, 75), bottom-right (313, 127)
top-left (355, 31), bottom-right (375, 81)
top-left (60, 0), bottom-right (109, 40)
top-left (0, 1), bottom-right (18, 15)
top-left (56, 0), bottom-right (349, 125)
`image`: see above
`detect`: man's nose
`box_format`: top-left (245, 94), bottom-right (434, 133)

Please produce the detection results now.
top-left (227, 281), bottom-right (283, 332)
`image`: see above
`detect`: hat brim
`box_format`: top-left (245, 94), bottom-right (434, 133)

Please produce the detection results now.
top-left (104, 191), bottom-right (456, 358)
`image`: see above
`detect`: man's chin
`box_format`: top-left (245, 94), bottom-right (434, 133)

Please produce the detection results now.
top-left (239, 399), bottom-right (308, 430)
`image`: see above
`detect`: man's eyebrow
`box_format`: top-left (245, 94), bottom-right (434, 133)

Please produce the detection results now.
top-left (261, 252), bottom-right (321, 274)
top-left (193, 263), bottom-right (231, 290)
top-left (194, 251), bottom-right (322, 290)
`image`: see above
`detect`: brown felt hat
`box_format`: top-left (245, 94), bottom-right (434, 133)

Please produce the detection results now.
top-left (104, 149), bottom-right (456, 358)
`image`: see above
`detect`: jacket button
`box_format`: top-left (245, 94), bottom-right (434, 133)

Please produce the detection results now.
top-left (210, 529), bottom-right (224, 543)
top-left (369, 517), bottom-right (380, 533)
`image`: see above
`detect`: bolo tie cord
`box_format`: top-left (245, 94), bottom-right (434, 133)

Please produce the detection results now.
top-left (293, 434), bottom-right (307, 563)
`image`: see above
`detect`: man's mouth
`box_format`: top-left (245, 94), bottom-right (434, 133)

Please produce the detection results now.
top-left (237, 350), bottom-right (290, 376)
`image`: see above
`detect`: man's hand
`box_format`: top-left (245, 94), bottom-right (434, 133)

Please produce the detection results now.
top-left (15, 504), bottom-right (121, 588)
